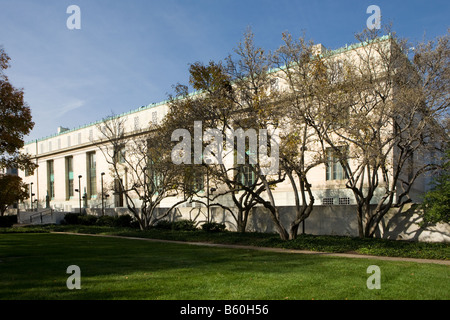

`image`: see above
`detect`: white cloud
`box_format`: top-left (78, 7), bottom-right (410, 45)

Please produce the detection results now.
top-left (56, 99), bottom-right (85, 117)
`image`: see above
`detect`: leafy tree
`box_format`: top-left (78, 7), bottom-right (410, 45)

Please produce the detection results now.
top-left (0, 174), bottom-right (28, 216)
top-left (421, 149), bottom-right (450, 225)
top-left (0, 47), bottom-right (36, 173)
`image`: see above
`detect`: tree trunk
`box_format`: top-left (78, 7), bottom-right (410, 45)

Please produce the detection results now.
top-left (265, 204), bottom-right (289, 240)
top-left (356, 202), bottom-right (365, 238)
top-left (236, 208), bottom-right (246, 233)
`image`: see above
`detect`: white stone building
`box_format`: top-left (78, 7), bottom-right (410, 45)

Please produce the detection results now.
top-left (18, 36), bottom-right (441, 239)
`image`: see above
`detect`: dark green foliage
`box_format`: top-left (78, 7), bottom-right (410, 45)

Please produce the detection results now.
top-left (96, 215), bottom-right (116, 227)
top-left (155, 219), bottom-right (197, 231)
top-left (172, 219), bottom-right (197, 231)
top-left (421, 150), bottom-right (450, 226)
top-left (114, 214), bottom-right (133, 227)
top-left (154, 220), bottom-right (173, 230)
top-left (62, 213), bottom-right (134, 228)
top-left (77, 215), bottom-right (97, 226)
top-left (0, 214), bottom-right (17, 227)
top-left (201, 222), bottom-right (226, 232)
top-left (62, 213), bottom-right (80, 225)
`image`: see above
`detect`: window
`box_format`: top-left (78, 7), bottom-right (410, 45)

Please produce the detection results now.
top-left (326, 147), bottom-right (347, 181)
top-left (87, 152), bottom-right (97, 198)
top-left (339, 197), bottom-right (350, 205)
top-left (191, 169), bottom-right (204, 193)
top-left (183, 167), bottom-right (204, 194)
top-left (234, 146), bottom-right (256, 188)
top-left (114, 178), bottom-right (124, 207)
top-left (330, 60), bottom-right (344, 83)
top-left (237, 164), bottom-right (255, 187)
top-left (66, 156), bottom-right (74, 200)
top-left (118, 147), bottom-right (126, 164)
top-left (322, 197), bottom-right (334, 205)
top-left (134, 116), bottom-right (140, 131)
top-left (47, 160), bottom-right (55, 199)
top-left (145, 163), bottom-right (163, 194)
top-left (192, 173), bottom-right (204, 192)
top-left (152, 111), bottom-right (158, 125)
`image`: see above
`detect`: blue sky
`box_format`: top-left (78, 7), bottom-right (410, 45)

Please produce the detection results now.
top-left (0, 0), bottom-right (448, 142)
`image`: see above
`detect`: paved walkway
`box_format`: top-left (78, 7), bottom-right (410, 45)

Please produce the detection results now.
top-left (51, 231), bottom-right (450, 266)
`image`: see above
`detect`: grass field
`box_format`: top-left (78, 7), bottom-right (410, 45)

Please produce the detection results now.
top-left (0, 232), bottom-right (449, 300)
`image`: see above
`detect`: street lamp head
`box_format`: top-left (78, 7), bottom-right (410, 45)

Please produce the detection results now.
top-left (78, 175), bottom-right (82, 178)
top-left (101, 172), bottom-right (105, 176)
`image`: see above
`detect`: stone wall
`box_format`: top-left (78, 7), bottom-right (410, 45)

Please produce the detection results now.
top-left (160, 203), bottom-right (450, 242)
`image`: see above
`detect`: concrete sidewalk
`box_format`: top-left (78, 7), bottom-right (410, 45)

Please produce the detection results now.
top-left (51, 231), bottom-right (450, 266)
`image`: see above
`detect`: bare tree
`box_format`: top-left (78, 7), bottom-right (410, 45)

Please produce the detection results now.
top-left (164, 30), bottom-right (289, 238)
top-left (96, 115), bottom-right (188, 230)
top-left (303, 27), bottom-right (449, 237)
top-left (271, 32), bottom-right (329, 239)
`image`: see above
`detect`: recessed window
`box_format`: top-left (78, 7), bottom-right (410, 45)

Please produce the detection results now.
top-left (66, 156), bottom-right (74, 200)
top-left (87, 152), bottom-right (97, 199)
top-left (326, 147), bottom-right (347, 181)
top-left (47, 160), bottom-right (55, 199)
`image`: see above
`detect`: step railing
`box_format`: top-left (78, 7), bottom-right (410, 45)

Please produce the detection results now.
top-left (29, 208), bottom-right (53, 224)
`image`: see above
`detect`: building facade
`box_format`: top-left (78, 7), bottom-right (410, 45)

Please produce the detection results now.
top-left (18, 37), bottom-right (430, 222)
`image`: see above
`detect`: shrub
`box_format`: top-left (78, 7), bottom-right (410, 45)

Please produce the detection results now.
top-left (0, 215), bottom-right (17, 228)
top-left (62, 213), bottom-right (80, 225)
top-left (114, 214), bottom-right (133, 227)
top-left (77, 215), bottom-right (97, 226)
top-left (173, 219), bottom-right (197, 231)
top-left (96, 215), bottom-right (116, 227)
top-left (154, 220), bottom-right (173, 230)
top-left (201, 222), bottom-right (226, 232)
top-left (154, 219), bottom-right (197, 231)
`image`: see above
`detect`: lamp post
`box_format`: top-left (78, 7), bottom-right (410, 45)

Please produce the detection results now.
top-left (101, 172), bottom-right (105, 216)
top-left (206, 169), bottom-right (210, 224)
top-left (77, 175), bottom-right (82, 215)
top-left (30, 182), bottom-right (33, 210)
top-left (30, 182), bottom-right (37, 211)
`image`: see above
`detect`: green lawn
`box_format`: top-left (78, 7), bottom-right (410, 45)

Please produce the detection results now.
top-left (0, 233), bottom-right (448, 300)
top-left (5, 224), bottom-right (449, 260)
